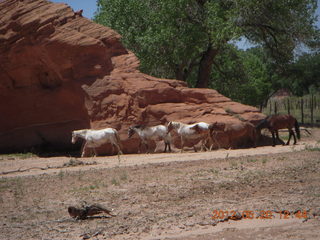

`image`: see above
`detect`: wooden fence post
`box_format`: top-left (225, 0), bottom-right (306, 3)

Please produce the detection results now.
top-left (311, 94), bottom-right (314, 126)
top-left (301, 98), bottom-right (304, 124)
top-left (269, 100), bottom-right (272, 115)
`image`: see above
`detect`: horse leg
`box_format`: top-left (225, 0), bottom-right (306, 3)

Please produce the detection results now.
top-left (138, 141), bottom-right (142, 154)
top-left (193, 145), bottom-right (198, 152)
top-left (168, 142), bottom-right (172, 152)
top-left (206, 133), bottom-right (212, 151)
top-left (208, 133), bottom-right (215, 151)
top-left (143, 141), bottom-right (150, 153)
top-left (180, 136), bottom-right (184, 153)
top-left (271, 131), bottom-right (276, 147)
top-left (164, 141), bottom-right (167, 153)
top-left (291, 129), bottom-right (297, 145)
top-left (81, 148), bottom-right (86, 157)
top-left (200, 139), bottom-right (205, 152)
top-left (81, 142), bottom-right (88, 157)
top-left (93, 148), bottom-right (98, 157)
top-left (286, 129), bottom-right (292, 145)
top-left (276, 131), bottom-right (285, 145)
top-left (201, 138), bottom-right (208, 152)
top-left (202, 135), bottom-right (210, 152)
top-left (88, 148), bottom-right (94, 157)
top-left (111, 144), bottom-right (115, 155)
top-left (293, 131), bottom-right (297, 145)
top-left (211, 132), bottom-right (220, 150)
top-left (115, 143), bottom-right (123, 155)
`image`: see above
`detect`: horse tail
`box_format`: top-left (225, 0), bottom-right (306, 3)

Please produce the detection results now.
top-left (294, 119), bottom-right (300, 140)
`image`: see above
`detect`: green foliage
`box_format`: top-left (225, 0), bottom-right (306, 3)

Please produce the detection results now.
top-left (239, 49), bottom-right (272, 105)
top-left (210, 46), bottom-right (274, 106)
top-left (95, 0), bottom-right (319, 105)
top-left (95, 0), bottom-right (208, 80)
top-left (286, 53), bottom-right (320, 96)
top-left (236, 0), bottom-right (318, 62)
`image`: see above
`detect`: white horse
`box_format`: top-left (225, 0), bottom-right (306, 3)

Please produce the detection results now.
top-left (128, 125), bottom-right (171, 153)
top-left (71, 128), bottom-right (123, 157)
top-left (167, 121), bottom-right (213, 152)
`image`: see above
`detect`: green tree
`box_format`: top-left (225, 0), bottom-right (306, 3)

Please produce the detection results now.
top-left (209, 46), bottom-right (274, 108)
top-left (94, 0), bottom-right (318, 90)
top-left (286, 53), bottom-right (320, 96)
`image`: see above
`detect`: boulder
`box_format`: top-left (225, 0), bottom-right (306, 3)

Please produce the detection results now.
top-left (0, 0), bottom-right (265, 154)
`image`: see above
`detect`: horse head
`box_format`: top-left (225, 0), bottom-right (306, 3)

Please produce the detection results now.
top-left (255, 118), bottom-right (269, 131)
top-left (208, 122), bottom-right (224, 133)
top-left (208, 122), bottom-right (218, 129)
top-left (71, 129), bottom-right (87, 143)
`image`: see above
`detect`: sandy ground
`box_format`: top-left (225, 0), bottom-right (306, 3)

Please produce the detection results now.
top-left (0, 129), bottom-right (319, 239)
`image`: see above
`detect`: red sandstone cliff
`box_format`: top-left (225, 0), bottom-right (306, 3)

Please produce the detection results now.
top-left (0, 0), bottom-right (265, 154)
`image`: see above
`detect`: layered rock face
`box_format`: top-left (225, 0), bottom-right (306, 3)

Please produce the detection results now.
top-left (0, 0), bottom-right (265, 154)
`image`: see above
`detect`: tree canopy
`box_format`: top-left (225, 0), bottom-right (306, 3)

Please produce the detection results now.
top-left (94, 0), bottom-right (319, 106)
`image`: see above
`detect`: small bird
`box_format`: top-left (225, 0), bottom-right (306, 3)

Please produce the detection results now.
top-left (68, 204), bottom-right (116, 220)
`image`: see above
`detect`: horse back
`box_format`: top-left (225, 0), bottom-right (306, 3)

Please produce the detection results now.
top-left (225, 123), bottom-right (248, 136)
top-left (196, 122), bottom-right (210, 129)
top-left (149, 125), bottom-right (167, 137)
top-left (87, 128), bottom-right (116, 139)
top-left (269, 114), bottom-right (296, 129)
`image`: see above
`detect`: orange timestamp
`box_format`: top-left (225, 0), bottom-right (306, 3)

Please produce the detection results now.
top-left (212, 209), bottom-right (308, 220)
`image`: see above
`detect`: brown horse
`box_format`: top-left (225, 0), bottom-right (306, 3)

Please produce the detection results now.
top-left (209, 122), bottom-right (257, 149)
top-left (255, 114), bottom-right (300, 146)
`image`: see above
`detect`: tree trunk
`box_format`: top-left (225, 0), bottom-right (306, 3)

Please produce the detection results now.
top-left (175, 58), bottom-right (199, 83)
top-left (195, 44), bottom-right (218, 88)
top-left (175, 64), bottom-right (186, 81)
top-left (260, 89), bottom-right (278, 112)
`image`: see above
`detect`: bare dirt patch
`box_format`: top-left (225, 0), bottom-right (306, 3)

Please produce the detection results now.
top-left (0, 129), bottom-right (319, 239)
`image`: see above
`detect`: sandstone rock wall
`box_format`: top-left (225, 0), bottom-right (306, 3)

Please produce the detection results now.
top-left (0, 0), bottom-right (265, 154)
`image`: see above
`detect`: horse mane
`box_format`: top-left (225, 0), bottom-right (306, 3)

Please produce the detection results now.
top-left (132, 124), bottom-right (146, 129)
top-left (73, 129), bottom-right (89, 134)
top-left (170, 121), bottom-right (181, 125)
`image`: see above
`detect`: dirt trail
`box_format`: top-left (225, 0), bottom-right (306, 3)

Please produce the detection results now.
top-left (0, 138), bottom-right (318, 178)
top-left (0, 130), bottom-right (319, 240)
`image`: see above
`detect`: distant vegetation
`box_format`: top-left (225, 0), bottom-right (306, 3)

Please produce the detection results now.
top-left (95, 0), bottom-right (320, 107)
top-left (263, 93), bottom-right (320, 125)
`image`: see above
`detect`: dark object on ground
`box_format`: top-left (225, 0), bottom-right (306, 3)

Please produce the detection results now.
top-left (68, 204), bottom-right (116, 220)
